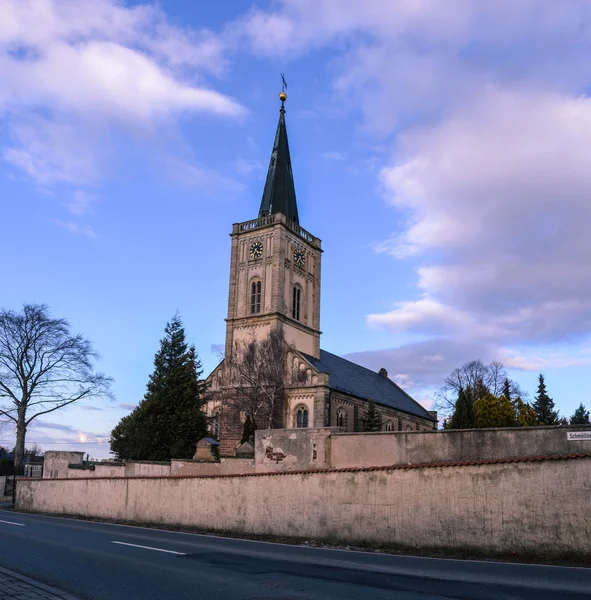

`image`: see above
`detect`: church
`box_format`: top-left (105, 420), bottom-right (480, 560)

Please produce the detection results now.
top-left (206, 88), bottom-right (437, 456)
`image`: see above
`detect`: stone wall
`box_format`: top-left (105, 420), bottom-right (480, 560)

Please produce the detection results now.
top-left (16, 455), bottom-right (591, 559)
top-left (253, 424), bottom-right (591, 472)
top-left (124, 462), bottom-right (171, 478)
top-left (43, 451), bottom-right (84, 479)
top-left (331, 425), bottom-right (591, 468)
top-left (171, 458), bottom-right (255, 477)
top-left (255, 427), bottom-right (335, 471)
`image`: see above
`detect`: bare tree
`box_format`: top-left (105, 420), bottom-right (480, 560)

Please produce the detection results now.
top-left (26, 443), bottom-right (43, 457)
top-left (436, 359), bottom-right (525, 416)
top-left (218, 329), bottom-right (304, 436)
top-left (0, 304), bottom-right (112, 473)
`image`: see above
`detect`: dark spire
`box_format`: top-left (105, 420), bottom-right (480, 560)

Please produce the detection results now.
top-left (258, 88), bottom-right (299, 224)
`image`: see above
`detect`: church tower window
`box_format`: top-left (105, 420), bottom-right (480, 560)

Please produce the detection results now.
top-left (292, 285), bottom-right (301, 321)
top-left (296, 406), bottom-right (309, 428)
top-left (250, 280), bottom-right (262, 314)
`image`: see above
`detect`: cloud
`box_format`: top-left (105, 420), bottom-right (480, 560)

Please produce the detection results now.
top-left (237, 1), bottom-right (591, 132)
top-left (66, 190), bottom-right (96, 216)
top-left (345, 337), bottom-right (502, 392)
top-left (32, 420), bottom-right (77, 433)
top-left (234, 1), bottom-right (591, 392)
top-left (80, 405), bottom-right (103, 412)
top-left (0, 0), bottom-right (245, 192)
top-left (118, 403), bottom-right (136, 411)
top-left (235, 158), bottom-right (263, 176)
top-left (169, 159), bottom-right (244, 195)
top-left (320, 151), bottom-right (346, 161)
top-left (51, 219), bottom-right (96, 238)
top-left (374, 90), bottom-right (591, 347)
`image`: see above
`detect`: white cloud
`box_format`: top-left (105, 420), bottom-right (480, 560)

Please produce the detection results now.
top-left (375, 90), bottom-right (591, 346)
top-left (235, 1), bottom-right (591, 390)
top-left (320, 151), bottom-right (346, 161)
top-left (66, 190), bottom-right (95, 216)
top-left (51, 219), bottom-right (96, 238)
top-left (169, 158), bottom-right (244, 195)
top-left (0, 0), bottom-right (245, 190)
top-left (235, 158), bottom-right (263, 176)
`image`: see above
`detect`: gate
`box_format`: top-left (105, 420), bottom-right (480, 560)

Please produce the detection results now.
top-left (4, 476), bottom-right (16, 504)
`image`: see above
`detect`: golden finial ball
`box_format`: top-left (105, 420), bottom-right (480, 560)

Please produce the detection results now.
top-left (279, 91), bottom-right (288, 102)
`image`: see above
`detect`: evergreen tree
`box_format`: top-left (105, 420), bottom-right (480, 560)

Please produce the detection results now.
top-left (513, 397), bottom-right (537, 427)
top-left (570, 403), bottom-right (590, 425)
top-left (448, 387), bottom-right (475, 429)
top-left (532, 374), bottom-right (558, 425)
top-left (474, 394), bottom-right (516, 428)
top-left (110, 314), bottom-right (207, 460)
top-left (363, 400), bottom-right (382, 432)
top-left (502, 378), bottom-right (512, 403)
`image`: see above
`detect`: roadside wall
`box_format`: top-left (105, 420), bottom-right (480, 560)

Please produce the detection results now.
top-left (255, 428), bottom-right (336, 472)
top-left (331, 425), bottom-right (591, 468)
top-left (16, 455), bottom-right (591, 558)
top-left (253, 425), bottom-right (591, 471)
top-left (124, 462), bottom-right (171, 477)
top-left (43, 451), bottom-right (84, 479)
top-left (171, 458), bottom-right (255, 476)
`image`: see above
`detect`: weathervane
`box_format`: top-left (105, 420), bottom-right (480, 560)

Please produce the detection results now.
top-left (279, 74), bottom-right (288, 107)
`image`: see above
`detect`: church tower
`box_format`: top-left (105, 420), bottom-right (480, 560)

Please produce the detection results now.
top-left (224, 90), bottom-right (322, 362)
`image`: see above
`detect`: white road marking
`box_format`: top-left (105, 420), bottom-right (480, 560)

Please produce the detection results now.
top-left (111, 541), bottom-right (186, 555)
top-left (0, 519), bottom-right (25, 526)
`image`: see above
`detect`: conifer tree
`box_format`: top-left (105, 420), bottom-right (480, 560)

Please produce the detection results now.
top-left (448, 387), bottom-right (475, 429)
top-left (532, 374), bottom-right (558, 425)
top-left (513, 396), bottom-right (537, 427)
top-left (110, 314), bottom-right (207, 460)
top-left (570, 403), bottom-right (590, 425)
top-left (363, 399), bottom-right (382, 432)
top-left (502, 377), bottom-right (512, 402)
top-left (474, 394), bottom-right (516, 428)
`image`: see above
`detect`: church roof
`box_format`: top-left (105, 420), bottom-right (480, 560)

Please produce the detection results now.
top-left (302, 349), bottom-right (436, 422)
top-left (258, 101), bottom-right (299, 224)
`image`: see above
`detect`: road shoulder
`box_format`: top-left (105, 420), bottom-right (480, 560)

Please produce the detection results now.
top-left (0, 565), bottom-right (81, 600)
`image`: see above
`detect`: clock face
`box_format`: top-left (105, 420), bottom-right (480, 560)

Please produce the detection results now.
top-left (249, 241), bottom-right (263, 260)
top-left (294, 248), bottom-right (306, 268)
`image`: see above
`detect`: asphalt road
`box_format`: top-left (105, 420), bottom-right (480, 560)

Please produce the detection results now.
top-left (0, 508), bottom-right (590, 600)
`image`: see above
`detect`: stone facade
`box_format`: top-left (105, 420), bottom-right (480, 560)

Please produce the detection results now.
top-left (224, 213), bottom-right (322, 363)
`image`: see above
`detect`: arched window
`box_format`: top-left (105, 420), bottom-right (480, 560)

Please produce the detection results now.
top-left (336, 408), bottom-right (347, 429)
top-left (385, 421), bottom-right (394, 432)
top-left (250, 280), bottom-right (262, 314)
top-left (296, 406), bottom-right (309, 428)
top-left (406, 424), bottom-right (412, 431)
top-left (398, 419), bottom-right (402, 431)
top-left (292, 285), bottom-right (301, 321)
top-left (212, 408), bottom-right (221, 439)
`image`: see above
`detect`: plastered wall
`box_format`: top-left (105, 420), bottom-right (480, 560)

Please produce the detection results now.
top-left (331, 425), bottom-right (591, 468)
top-left (17, 456), bottom-right (591, 558)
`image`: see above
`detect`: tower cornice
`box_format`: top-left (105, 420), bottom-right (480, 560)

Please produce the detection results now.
top-left (231, 212), bottom-right (322, 251)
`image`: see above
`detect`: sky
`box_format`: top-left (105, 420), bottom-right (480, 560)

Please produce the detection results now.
top-left (1, 0), bottom-right (591, 458)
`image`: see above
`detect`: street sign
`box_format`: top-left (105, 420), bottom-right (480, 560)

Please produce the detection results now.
top-left (567, 431), bottom-right (591, 441)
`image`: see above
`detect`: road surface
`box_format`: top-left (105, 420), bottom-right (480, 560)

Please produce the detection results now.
top-left (1, 508), bottom-right (589, 600)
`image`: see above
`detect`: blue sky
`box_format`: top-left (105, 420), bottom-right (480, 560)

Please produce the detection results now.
top-left (1, 0), bottom-right (591, 457)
